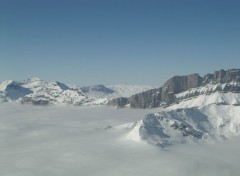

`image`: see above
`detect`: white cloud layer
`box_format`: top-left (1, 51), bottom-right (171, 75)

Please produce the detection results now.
top-left (1, 103), bottom-right (240, 176)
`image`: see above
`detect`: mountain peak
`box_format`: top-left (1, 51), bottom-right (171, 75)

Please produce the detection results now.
top-left (0, 80), bottom-right (15, 91)
top-left (108, 68), bottom-right (240, 108)
top-left (28, 77), bottom-right (41, 81)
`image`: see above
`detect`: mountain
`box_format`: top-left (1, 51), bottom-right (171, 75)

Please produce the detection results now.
top-left (80, 84), bottom-right (153, 99)
top-left (108, 69), bottom-right (240, 108)
top-left (117, 91), bottom-right (240, 146)
top-left (21, 78), bottom-right (92, 105)
top-left (0, 78), bottom-right (152, 106)
top-left (126, 104), bottom-right (240, 146)
top-left (0, 80), bottom-right (33, 102)
top-left (1, 69), bottom-right (240, 147)
top-left (0, 78), bottom-right (92, 105)
top-left (109, 68), bottom-right (240, 146)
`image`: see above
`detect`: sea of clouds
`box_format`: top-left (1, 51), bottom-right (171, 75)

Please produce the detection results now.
top-left (1, 103), bottom-right (240, 176)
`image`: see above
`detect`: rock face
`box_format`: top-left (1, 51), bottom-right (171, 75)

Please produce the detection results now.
top-left (203, 69), bottom-right (240, 84)
top-left (161, 73), bottom-right (203, 94)
top-left (109, 97), bottom-right (129, 108)
top-left (108, 69), bottom-right (240, 108)
top-left (128, 88), bottom-right (162, 108)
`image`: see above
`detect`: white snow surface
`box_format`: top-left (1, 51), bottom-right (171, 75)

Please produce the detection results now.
top-left (171, 92), bottom-right (240, 109)
top-left (126, 92), bottom-right (240, 145)
top-left (0, 78), bottom-right (96, 105)
top-left (127, 104), bottom-right (240, 145)
top-left (176, 81), bottom-right (240, 100)
top-left (0, 80), bottom-right (14, 91)
top-left (0, 80), bottom-right (33, 102)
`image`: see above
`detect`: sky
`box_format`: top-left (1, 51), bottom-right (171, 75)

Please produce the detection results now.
top-left (0, 0), bottom-right (240, 86)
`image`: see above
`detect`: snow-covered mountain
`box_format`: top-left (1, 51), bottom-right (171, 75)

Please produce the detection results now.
top-left (0, 78), bottom-right (153, 105)
top-left (21, 78), bottom-right (92, 105)
top-left (80, 84), bottom-right (153, 99)
top-left (108, 69), bottom-right (240, 146)
top-left (0, 80), bottom-right (33, 102)
top-left (120, 92), bottom-right (240, 146)
top-left (0, 78), bottom-right (93, 105)
top-left (109, 69), bottom-right (240, 108)
top-left (1, 69), bottom-right (240, 147)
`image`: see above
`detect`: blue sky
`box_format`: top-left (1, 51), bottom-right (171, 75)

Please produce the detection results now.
top-left (1, 0), bottom-right (240, 86)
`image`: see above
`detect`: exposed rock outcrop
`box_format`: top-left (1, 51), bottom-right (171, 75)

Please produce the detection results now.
top-left (203, 69), bottom-right (240, 84)
top-left (128, 88), bottom-right (162, 108)
top-left (109, 97), bottom-right (129, 108)
top-left (161, 73), bottom-right (203, 94)
top-left (108, 69), bottom-right (240, 108)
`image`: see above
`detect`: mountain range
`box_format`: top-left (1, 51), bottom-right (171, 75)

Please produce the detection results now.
top-left (109, 68), bottom-right (240, 108)
top-left (109, 68), bottom-right (240, 146)
top-left (0, 78), bottom-right (152, 105)
top-left (1, 68), bottom-right (240, 146)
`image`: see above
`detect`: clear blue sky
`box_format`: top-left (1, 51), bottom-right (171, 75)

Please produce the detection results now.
top-left (1, 0), bottom-right (240, 86)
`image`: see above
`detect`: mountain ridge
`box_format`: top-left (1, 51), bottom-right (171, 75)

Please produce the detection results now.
top-left (123, 103), bottom-right (240, 146)
top-left (0, 78), bottom-right (152, 105)
top-left (108, 68), bottom-right (240, 108)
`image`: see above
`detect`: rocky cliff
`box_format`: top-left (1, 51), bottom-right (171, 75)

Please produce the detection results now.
top-left (108, 69), bottom-right (240, 108)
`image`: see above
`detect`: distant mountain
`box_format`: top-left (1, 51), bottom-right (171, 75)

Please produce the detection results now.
top-left (80, 84), bottom-right (153, 99)
top-left (80, 85), bottom-right (115, 99)
top-left (0, 78), bottom-right (153, 106)
top-left (0, 80), bottom-right (33, 102)
top-left (0, 78), bottom-right (92, 105)
top-left (1, 69), bottom-right (240, 147)
top-left (108, 69), bottom-right (240, 108)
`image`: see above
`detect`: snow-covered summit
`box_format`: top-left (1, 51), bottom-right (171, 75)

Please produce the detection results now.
top-left (25, 77), bottom-right (42, 82)
top-left (124, 92), bottom-right (240, 146)
top-left (107, 69), bottom-right (240, 146)
top-left (126, 104), bottom-right (240, 146)
top-left (0, 80), bottom-right (33, 102)
top-left (0, 78), bottom-right (92, 105)
top-left (20, 78), bottom-right (90, 105)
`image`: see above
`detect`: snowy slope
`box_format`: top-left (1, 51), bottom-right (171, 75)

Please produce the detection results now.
top-left (0, 80), bottom-right (33, 102)
top-left (0, 78), bottom-right (93, 105)
top-left (0, 78), bottom-right (152, 106)
top-left (170, 92), bottom-right (240, 109)
top-left (20, 78), bottom-right (91, 105)
top-left (124, 92), bottom-right (240, 146)
top-left (176, 81), bottom-right (240, 101)
top-left (126, 104), bottom-right (240, 146)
